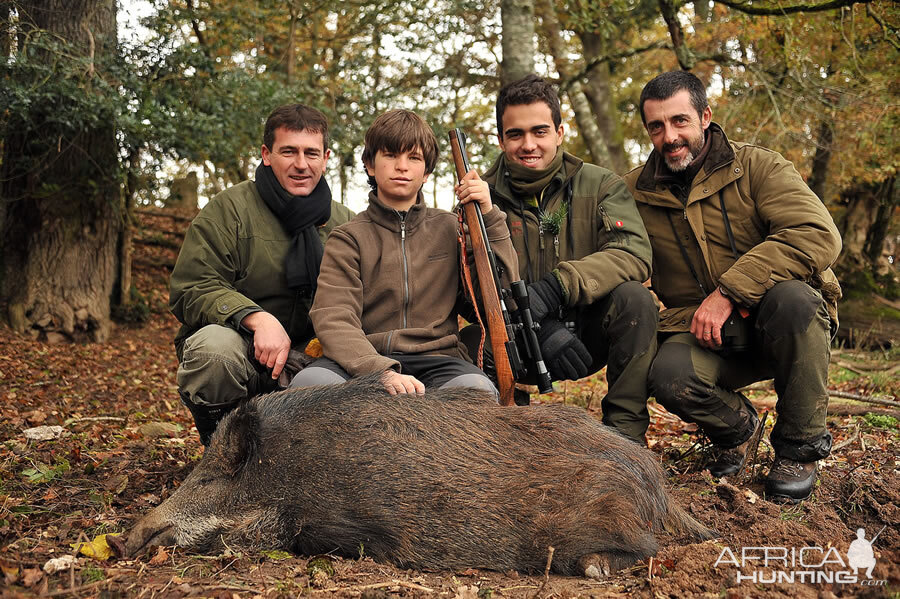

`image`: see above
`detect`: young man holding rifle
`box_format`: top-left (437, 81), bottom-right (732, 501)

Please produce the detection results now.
top-left (481, 74), bottom-right (658, 445)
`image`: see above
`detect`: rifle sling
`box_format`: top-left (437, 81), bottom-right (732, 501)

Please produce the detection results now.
top-left (457, 209), bottom-right (486, 368)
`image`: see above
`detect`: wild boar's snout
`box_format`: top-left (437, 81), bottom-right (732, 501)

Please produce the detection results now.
top-left (125, 507), bottom-right (176, 557)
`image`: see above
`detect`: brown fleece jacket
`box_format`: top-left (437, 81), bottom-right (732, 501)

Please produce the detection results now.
top-left (310, 191), bottom-right (517, 377)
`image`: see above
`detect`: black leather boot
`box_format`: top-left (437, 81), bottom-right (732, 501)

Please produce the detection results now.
top-left (765, 457), bottom-right (817, 503)
top-left (707, 440), bottom-right (749, 478)
top-left (180, 394), bottom-right (237, 446)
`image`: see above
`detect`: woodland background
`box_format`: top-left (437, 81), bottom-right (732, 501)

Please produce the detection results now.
top-left (0, 0), bottom-right (898, 344)
top-left (0, 1), bottom-right (898, 597)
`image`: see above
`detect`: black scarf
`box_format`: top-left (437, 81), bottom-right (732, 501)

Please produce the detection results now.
top-left (255, 163), bottom-right (332, 295)
top-left (653, 130), bottom-right (713, 204)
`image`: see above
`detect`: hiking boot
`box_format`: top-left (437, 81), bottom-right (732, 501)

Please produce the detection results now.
top-left (707, 439), bottom-right (749, 478)
top-left (765, 457), bottom-right (817, 503)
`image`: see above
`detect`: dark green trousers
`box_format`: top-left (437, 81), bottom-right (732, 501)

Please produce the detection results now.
top-left (648, 281), bottom-right (834, 462)
top-left (464, 281), bottom-right (658, 444)
top-left (576, 281), bottom-right (658, 444)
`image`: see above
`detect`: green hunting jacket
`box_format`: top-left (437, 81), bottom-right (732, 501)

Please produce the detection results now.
top-left (623, 123), bottom-right (842, 333)
top-left (170, 179), bottom-right (355, 357)
top-left (483, 152), bottom-right (652, 309)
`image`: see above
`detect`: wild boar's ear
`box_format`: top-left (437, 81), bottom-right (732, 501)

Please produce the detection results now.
top-left (217, 404), bottom-right (260, 478)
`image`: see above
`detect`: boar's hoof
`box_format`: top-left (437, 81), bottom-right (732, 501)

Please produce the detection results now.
top-left (578, 553), bottom-right (611, 579)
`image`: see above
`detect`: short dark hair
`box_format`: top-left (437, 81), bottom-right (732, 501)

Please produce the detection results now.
top-left (638, 71), bottom-right (708, 124)
top-left (361, 110), bottom-right (439, 187)
top-left (263, 104), bottom-right (329, 151)
top-left (495, 74), bottom-right (562, 140)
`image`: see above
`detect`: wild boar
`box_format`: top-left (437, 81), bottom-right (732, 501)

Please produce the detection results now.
top-left (126, 376), bottom-right (713, 577)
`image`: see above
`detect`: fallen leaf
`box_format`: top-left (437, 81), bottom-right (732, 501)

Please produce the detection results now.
top-left (743, 489), bottom-right (759, 504)
top-left (42, 555), bottom-right (77, 574)
top-left (1, 561), bottom-right (19, 584)
top-left (149, 546), bottom-right (169, 566)
top-left (305, 338), bottom-right (323, 358)
top-left (22, 567), bottom-right (43, 587)
top-left (73, 533), bottom-right (120, 560)
top-left (26, 410), bottom-right (48, 425)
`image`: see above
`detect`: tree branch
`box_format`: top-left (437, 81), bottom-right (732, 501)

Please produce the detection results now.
top-left (658, 0), bottom-right (694, 69)
top-left (866, 4), bottom-right (900, 50)
top-left (713, 0), bottom-right (872, 16)
top-left (558, 41), bottom-right (670, 93)
top-left (185, 0), bottom-right (206, 46)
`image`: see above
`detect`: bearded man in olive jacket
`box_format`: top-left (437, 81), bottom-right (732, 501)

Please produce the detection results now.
top-left (625, 71), bottom-right (842, 502)
top-left (479, 74), bottom-right (657, 445)
top-left (169, 104), bottom-right (354, 445)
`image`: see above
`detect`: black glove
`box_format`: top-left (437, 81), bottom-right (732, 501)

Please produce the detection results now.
top-left (537, 318), bottom-right (592, 381)
top-left (527, 273), bottom-right (564, 324)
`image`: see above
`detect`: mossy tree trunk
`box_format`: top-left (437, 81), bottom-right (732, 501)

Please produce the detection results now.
top-left (1, 0), bottom-right (120, 342)
top-left (837, 177), bottom-right (897, 277)
top-left (500, 0), bottom-right (535, 86)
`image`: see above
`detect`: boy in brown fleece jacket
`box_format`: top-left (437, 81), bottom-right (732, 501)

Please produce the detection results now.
top-left (290, 109), bottom-right (518, 397)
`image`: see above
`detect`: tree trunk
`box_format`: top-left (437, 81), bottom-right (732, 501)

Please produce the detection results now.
top-left (837, 177), bottom-right (897, 277)
top-left (862, 177), bottom-right (897, 275)
top-left (807, 119), bottom-right (833, 201)
top-left (579, 31), bottom-right (629, 174)
top-left (1, 1), bottom-right (12, 56)
top-left (1, 0), bottom-right (120, 342)
top-left (536, 0), bottom-right (612, 169)
top-left (500, 0), bottom-right (535, 86)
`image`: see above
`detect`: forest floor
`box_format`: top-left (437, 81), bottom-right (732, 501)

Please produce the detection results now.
top-left (0, 210), bottom-right (898, 599)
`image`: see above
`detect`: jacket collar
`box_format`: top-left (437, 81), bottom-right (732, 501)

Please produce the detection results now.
top-left (364, 189), bottom-right (427, 232)
top-left (635, 122), bottom-right (736, 193)
top-left (484, 151), bottom-right (583, 206)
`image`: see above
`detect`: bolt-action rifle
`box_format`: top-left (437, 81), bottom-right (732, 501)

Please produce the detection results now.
top-left (449, 129), bottom-right (552, 405)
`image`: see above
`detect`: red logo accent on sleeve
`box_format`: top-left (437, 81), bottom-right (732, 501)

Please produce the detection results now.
top-left (616, 220), bottom-right (624, 227)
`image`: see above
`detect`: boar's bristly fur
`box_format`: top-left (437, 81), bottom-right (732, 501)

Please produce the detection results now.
top-left (126, 375), bottom-right (714, 576)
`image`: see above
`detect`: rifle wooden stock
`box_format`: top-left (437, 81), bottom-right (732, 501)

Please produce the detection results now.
top-left (449, 130), bottom-right (516, 406)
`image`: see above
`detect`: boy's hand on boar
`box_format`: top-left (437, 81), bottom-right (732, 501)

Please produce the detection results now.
top-left (381, 370), bottom-right (425, 395)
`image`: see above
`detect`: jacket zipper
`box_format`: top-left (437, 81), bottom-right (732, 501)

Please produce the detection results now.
top-left (598, 205), bottom-right (613, 232)
top-left (399, 213), bottom-right (409, 329)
